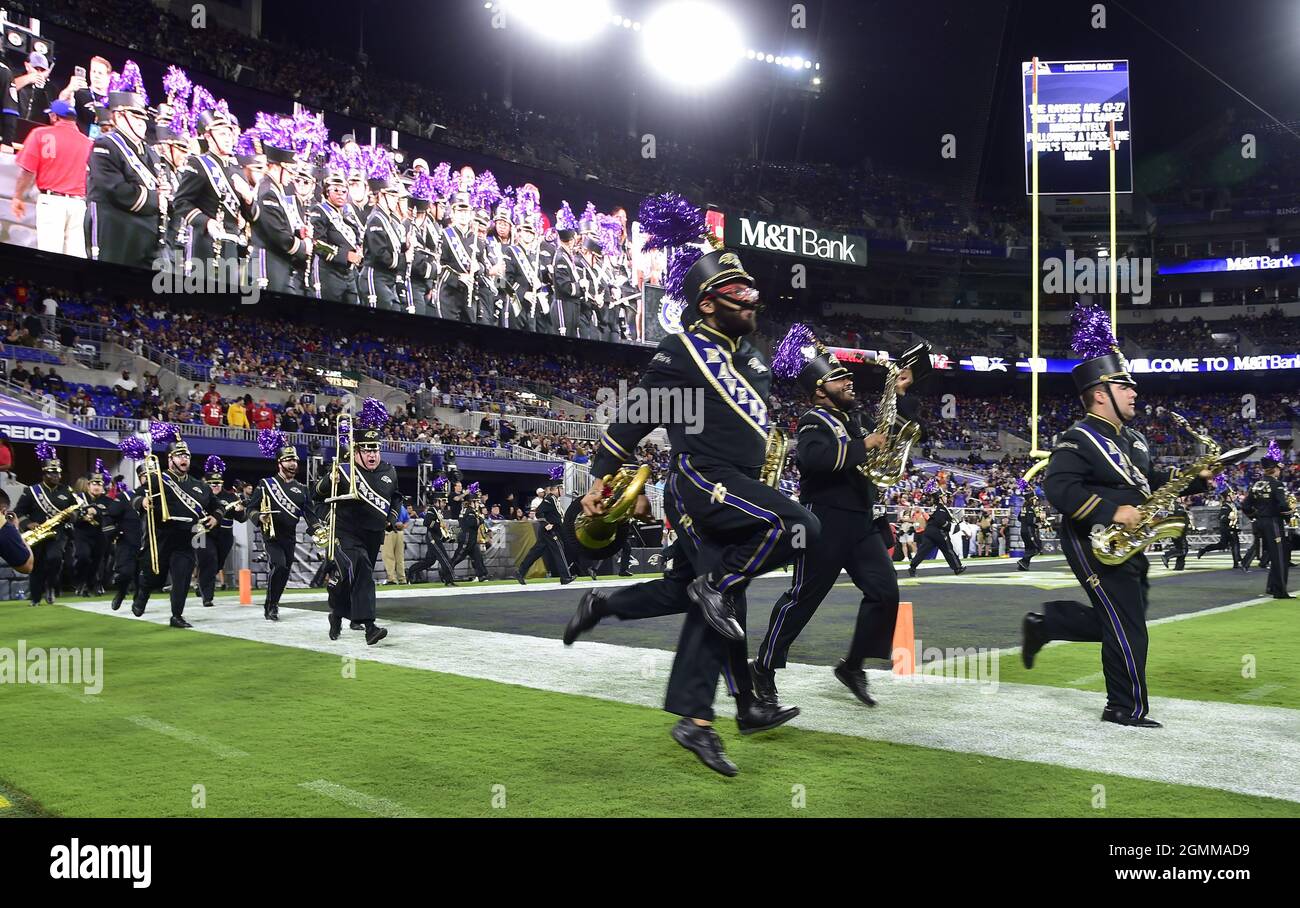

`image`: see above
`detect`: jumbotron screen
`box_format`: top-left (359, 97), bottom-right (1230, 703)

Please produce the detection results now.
top-left (1022, 59), bottom-right (1132, 195)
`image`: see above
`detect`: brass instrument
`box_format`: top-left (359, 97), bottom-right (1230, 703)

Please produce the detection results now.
top-left (759, 428), bottom-right (789, 488)
top-left (1228, 504), bottom-right (1239, 531)
top-left (21, 504), bottom-right (83, 547)
top-left (1287, 493), bottom-right (1299, 531)
top-left (260, 484), bottom-right (275, 540)
top-left (141, 454), bottom-right (170, 575)
top-left (564, 464), bottom-right (651, 559)
top-left (477, 511), bottom-right (491, 546)
top-left (318, 415), bottom-right (359, 556)
top-left (74, 492), bottom-right (101, 527)
top-left (860, 361), bottom-right (921, 487)
top-left (1090, 413), bottom-right (1253, 565)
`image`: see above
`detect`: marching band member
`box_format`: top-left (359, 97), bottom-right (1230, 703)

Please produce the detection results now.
top-left (359, 148), bottom-right (405, 310)
top-left (14, 443), bottom-right (79, 607)
top-left (436, 190), bottom-right (479, 323)
top-left (312, 162), bottom-right (364, 305)
top-left (248, 430), bottom-right (318, 621)
top-left (71, 463), bottom-right (112, 597)
top-left (407, 171), bottom-right (440, 315)
top-left (196, 456), bottom-right (245, 609)
top-left (248, 115), bottom-right (309, 296)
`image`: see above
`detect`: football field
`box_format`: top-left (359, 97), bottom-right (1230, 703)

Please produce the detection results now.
top-left (2, 554), bottom-right (1298, 818)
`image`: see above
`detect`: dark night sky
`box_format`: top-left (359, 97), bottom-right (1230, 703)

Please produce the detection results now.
top-left (261, 0), bottom-right (1300, 203)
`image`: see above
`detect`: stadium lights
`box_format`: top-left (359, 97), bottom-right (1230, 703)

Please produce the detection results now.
top-left (500, 0), bottom-right (612, 44)
top-left (641, 2), bottom-right (744, 90)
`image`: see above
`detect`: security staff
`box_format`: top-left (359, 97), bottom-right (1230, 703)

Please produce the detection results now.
top-left (316, 409), bottom-right (399, 644)
top-left (71, 470), bottom-right (111, 597)
top-left (1016, 493), bottom-right (1045, 571)
top-left (573, 218), bottom-right (818, 776)
top-left (1243, 457), bottom-right (1292, 599)
top-left (1197, 492), bottom-right (1243, 568)
top-left (408, 490), bottom-right (456, 585)
top-left (196, 457), bottom-right (245, 608)
top-left (515, 480), bottom-right (572, 584)
top-left (131, 432), bottom-right (220, 628)
top-left (248, 433), bottom-right (317, 621)
top-left (85, 84), bottom-right (162, 269)
top-left (1021, 327), bottom-right (1214, 727)
top-left (751, 328), bottom-right (926, 711)
top-left (14, 446), bottom-right (79, 606)
top-left (907, 490), bottom-right (965, 577)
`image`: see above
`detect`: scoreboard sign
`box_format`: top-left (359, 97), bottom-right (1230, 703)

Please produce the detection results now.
top-left (1023, 59), bottom-right (1132, 195)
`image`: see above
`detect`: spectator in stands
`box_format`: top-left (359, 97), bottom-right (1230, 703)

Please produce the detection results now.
top-left (10, 99), bottom-right (91, 258)
top-left (187, 383), bottom-right (203, 403)
top-left (42, 296), bottom-right (58, 335)
top-left (201, 383), bottom-right (221, 406)
top-left (250, 398), bottom-right (275, 431)
top-left (9, 363), bottom-right (29, 387)
top-left (279, 406), bottom-right (300, 434)
top-left (0, 432), bottom-right (12, 477)
top-left (227, 396), bottom-right (250, 430)
top-left (201, 397), bottom-right (223, 426)
top-left (27, 366), bottom-right (44, 392)
top-left (112, 369), bottom-right (137, 395)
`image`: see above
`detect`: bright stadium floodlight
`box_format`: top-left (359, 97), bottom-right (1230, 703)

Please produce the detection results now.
top-left (641, 1), bottom-right (744, 89)
top-left (502, 0), bottom-right (611, 44)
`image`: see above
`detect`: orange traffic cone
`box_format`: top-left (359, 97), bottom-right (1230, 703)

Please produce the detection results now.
top-left (239, 568), bottom-right (253, 606)
top-left (892, 601), bottom-right (915, 676)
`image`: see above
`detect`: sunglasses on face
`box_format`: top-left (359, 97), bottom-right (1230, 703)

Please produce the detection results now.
top-left (706, 286), bottom-right (763, 311)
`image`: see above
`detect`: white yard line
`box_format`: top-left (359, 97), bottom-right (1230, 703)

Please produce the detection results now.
top-left (60, 596), bottom-right (1300, 804)
top-left (123, 715), bottom-right (250, 759)
top-left (297, 780), bottom-right (423, 818)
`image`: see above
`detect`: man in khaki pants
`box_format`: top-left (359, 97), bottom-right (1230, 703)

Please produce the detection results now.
top-left (381, 499), bottom-right (409, 585)
top-left (11, 100), bottom-right (91, 257)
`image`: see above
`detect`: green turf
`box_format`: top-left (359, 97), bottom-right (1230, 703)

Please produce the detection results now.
top-left (1, 604), bottom-right (1297, 818)
top-left (989, 600), bottom-right (1300, 711)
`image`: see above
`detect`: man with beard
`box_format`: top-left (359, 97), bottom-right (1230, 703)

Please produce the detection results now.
top-left (436, 191), bottom-right (479, 322)
top-left (562, 195), bottom-right (819, 776)
top-left (130, 427), bottom-right (220, 628)
top-left (85, 67), bottom-right (164, 270)
top-left (248, 431), bottom-right (317, 621)
top-left (13, 443), bottom-right (80, 606)
top-left (750, 331), bottom-right (929, 711)
top-left (196, 456), bottom-right (245, 608)
top-left (173, 99), bottom-right (256, 286)
top-left (317, 401), bottom-right (399, 644)
top-left (311, 170), bottom-right (364, 304)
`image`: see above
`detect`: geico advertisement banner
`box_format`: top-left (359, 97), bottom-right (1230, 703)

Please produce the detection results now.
top-left (726, 216), bottom-right (867, 267)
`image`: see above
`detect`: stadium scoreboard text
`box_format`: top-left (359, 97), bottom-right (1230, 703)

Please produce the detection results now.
top-left (1023, 60), bottom-right (1132, 195)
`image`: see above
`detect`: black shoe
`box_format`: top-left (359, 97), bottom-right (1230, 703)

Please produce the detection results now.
top-left (203, 600), bottom-right (214, 608)
top-left (111, 588), bottom-right (126, 611)
top-left (1274, 593), bottom-right (1295, 600)
top-left (266, 605), bottom-right (279, 622)
top-left (750, 661), bottom-right (778, 708)
top-left (350, 621), bottom-right (365, 630)
top-left (1016, 559), bottom-right (1029, 571)
top-left (28, 599), bottom-right (38, 607)
top-left (735, 698), bottom-right (800, 735)
top-left (44, 588), bottom-right (54, 604)
top-left (131, 603), bottom-right (145, 618)
top-left (589, 569), bottom-right (598, 581)
top-left (365, 624), bottom-right (388, 645)
top-left (94, 585), bottom-right (106, 596)
top-left (1101, 707), bottom-right (1162, 728)
top-left (686, 576), bottom-right (744, 642)
top-left (907, 566), bottom-right (917, 578)
top-left (444, 580), bottom-right (456, 586)
top-left (328, 613), bottom-right (342, 641)
top-left (169, 616), bottom-right (192, 629)
top-left (560, 576), bottom-right (573, 585)
top-left (563, 591), bottom-right (605, 645)
top-left (618, 571), bottom-right (634, 577)
top-left (1021, 612), bottom-right (1047, 669)
top-left (670, 719), bottom-right (738, 777)
top-left (833, 659), bottom-right (877, 706)
top-left (516, 571), bottom-right (526, 585)
top-left (955, 566), bottom-right (967, 575)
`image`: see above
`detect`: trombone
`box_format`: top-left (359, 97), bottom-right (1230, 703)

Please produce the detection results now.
top-left (320, 414), bottom-right (359, 560)
top-left (142, 454), bottom-right (170, 575)
top-left (260, 483), bottom-right (275, 540)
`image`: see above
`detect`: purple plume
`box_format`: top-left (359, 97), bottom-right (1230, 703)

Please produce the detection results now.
top-left (470, 170), bottom-right (502, 210)
top-left (205, 456), bottom-right (226, 475)
top-left (512, 184), bottom-right (541, 224)
top-left (1015, 477), bottom-right (1028, 494)
top-left (771, 323), bottom-right (818, 381)
top-left (167, 103), bottom-right (193, 140)
top-left (430, 162), bottom-right (453, 200)
top-left (410, 171), bottom-right (435, 202)
top-left (290, 109), bottom-right (329, 159)
top-left (1214, 473), bottom-right (1228, 493)
top-left (115, 481), bottom-right (129, 496)
top-left (1268, 439), bottom-right (1283, 461)
top-left (257, 429), bottom-right (286, 459)
top-left (233, 131), bottom-right (259, 159)
top-left (94, 457), bottom-right (105, 477)
top-left (327, 142), bottom-right (357, 177)
top-left (35, 441), bottom-right (55, 462)
top-left (556, 201), bottom-right (579, 232)
top-left (1070, 303), bottom-right (1118, 360)
top-left (638, 192), bottom-right (706, 251)
top-left (358, 397), bottom-right (389, 430)
top-left (432, 476), bottom-right (448, 491)
top-left (548, 464), bottom-right (565, 481)
top-left (360, 145), bottom-right (395, 182)
top-left (254, 111), bottom-right (295, 153)
top-left (663, 245), bottom-right (703, 302)
top-left (108, 60), bottom-right (148, 104)
top-left (581, 201), bottom-right (598, 224)
top-left (163, 66), bottom-right (192, 104)
top-left (149, 421), bottom-right (180, 445)
top-left (118, 436), bottom-right (148, 460)
top-left (597, 214), bottom-right (624, 257)
top-left (189, 85), bottom-right (215, 123)
top-left (467, 481), bottom-right (481, 495)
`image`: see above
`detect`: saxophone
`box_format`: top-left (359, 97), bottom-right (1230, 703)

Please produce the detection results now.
top-left (1090, 412), bottom-right (1221, 565)
top-left (759, 428), bottom-right (789, 488)
top-left (1287, 493), bottom-right (1299, 531)
top-left (22, 504), bottom-right (83, 546)
top-left (860, 362), bottom-right (921, 487)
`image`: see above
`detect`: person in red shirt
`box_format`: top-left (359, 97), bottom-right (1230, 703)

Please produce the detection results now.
top-left (202, 400), bottom-right (224, 426)
top-left (11, 99), bottom-right (92, 258)
top-left (250, 399), bottom-right (276, 431)
top-left (201, 383), bottom-right (222, 406)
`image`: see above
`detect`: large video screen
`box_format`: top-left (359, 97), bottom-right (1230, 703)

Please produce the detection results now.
top-left (1022, 59), bottom-right (1132, 195)
top-left (0, 18), bottom-right (672, 346)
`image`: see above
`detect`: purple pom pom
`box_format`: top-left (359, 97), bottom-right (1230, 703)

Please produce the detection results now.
top-left (289, 109), bottom-right (329, 159)
top-left (233, 131), bottom-right (258, 159)
top-left (257, 429), bottom-right (286, 459)
top-left (358, 398), bottom-right (389, 430)
top-left (35, 441), bottom-right (55, 462)
top-left (205, 456), bottom-right (226, 474)
top-left (360, 145), bottom-right (395, 182)
top-left (1268, 439), bottom-right (1283, 462)
top-left (432, 476), bottom-right (448, 491)
top-left (638, 192), bottom-right (706, 252)
top-left (923, 478), bottom-right (938, 494)
top-left (163, 66), bottom-right (192, 104)
top-left (190, 85), bottom-right (216, 122)
top-left (581, 201), bottom-right (598, 224)
top-left (149, 422), bottom-right (179, 445)
top-left (410, 171), bottom-right (435, 202)
top-left (118, 436), bottom-right (148, 460)
top-left (597, 214), bottom-right (623, 258)
top-left (555, 201), bottom-right (579, 232)
top-left (108, 60), bottom-right (148, 105)
top-left (1015, 477), bottom-right (1028, 494)
top-left (1214, 473), bottom-right (1228, 493)
top-left (467, 481), bottom-right (481, 495)
top-left (470, 170), bottom-right (502, 210)
top-left (771, 323), bottom-right (817, 381)
top-left (1070, 303), bottom-right (1118, 360)
top-left (116, 481), bottom-right (129, 496)
top-left (548, 464), bottom-right (565, 481)
top-left (430, 162), bottom-right (454, 200)
top-left (168, 104), bottom-right (193, 140)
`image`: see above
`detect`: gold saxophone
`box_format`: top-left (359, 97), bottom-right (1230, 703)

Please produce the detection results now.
top-left (21, 504), bottom-right (83, 546)
top-left (1090, 412), bottom-right (1225, 565)
top-left (759, 428), bottom-right (789, 488)
top-left (1287, 493), bottom-right (1299, 531)
top-left (477, 515), bottom-right (490, 546)
top-left (860, 362), bottom-right (920, 487)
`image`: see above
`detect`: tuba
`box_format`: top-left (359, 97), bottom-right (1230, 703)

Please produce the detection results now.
top-left (563, 464), bottom-right (650, 560)
top-left (1090, 413), bottom-right (1254, 565)
top-left (759, 428), bottom-right (789, 488)
top-left (860, 362), bottom-right (921, 487)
